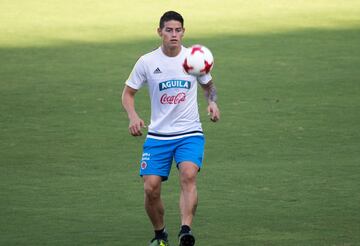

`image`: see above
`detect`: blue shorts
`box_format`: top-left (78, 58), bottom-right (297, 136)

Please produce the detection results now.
top-left (139, 135), bottom-right (205, 181)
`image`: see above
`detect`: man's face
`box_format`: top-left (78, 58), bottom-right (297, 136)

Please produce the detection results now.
top-left (158, 20), bottom-right (185, 49)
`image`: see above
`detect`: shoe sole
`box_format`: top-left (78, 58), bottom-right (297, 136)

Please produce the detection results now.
top-left (149, 240), bottom-right (169, 246)
top-left (179, 233), bottom-right (195, 246)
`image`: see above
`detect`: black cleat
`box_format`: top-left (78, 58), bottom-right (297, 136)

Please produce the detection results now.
top-left (149, 229), bottom-right (169, 246)
top-left (178, 232), bottom-right (195, 246)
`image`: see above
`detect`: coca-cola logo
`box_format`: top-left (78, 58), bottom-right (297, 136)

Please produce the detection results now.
top-left (160, 92), bottom-right (186, 104)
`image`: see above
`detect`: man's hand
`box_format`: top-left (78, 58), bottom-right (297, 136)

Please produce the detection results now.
top-left (200, 80), bottom-right (220, 122)
top-left (207, 101), bottom-right (220, 122)
top-left (129, 114), bottom-right (146, 136)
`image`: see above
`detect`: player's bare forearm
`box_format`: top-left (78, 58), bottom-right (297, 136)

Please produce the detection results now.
top-left (201, 80), bottom-right (218, 104)
top-left (201, 81), bottom-right (220, 122)
top-left (121, 86), bottom-right (137, 117)
top-left (121, 85), bottom-right (146, 136)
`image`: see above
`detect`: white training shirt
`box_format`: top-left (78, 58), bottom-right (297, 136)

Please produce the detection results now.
top-left (125, 46), bottom-right (212, 139)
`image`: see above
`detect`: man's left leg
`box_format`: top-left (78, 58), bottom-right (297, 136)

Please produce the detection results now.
top-left (178, 161), bottom-right (198, 246)
top-left (179, 161), bottom-right (199, 226)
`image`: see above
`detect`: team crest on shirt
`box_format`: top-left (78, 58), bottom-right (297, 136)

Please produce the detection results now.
top-left (159, 80), bottom-right (191, 91)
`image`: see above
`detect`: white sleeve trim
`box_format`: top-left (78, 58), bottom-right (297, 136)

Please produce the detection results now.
top-left (197, 73), bottom-right (212, 84)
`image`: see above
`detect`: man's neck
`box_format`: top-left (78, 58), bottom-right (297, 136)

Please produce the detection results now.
top-left (161, 45), bottom-right (181, 57)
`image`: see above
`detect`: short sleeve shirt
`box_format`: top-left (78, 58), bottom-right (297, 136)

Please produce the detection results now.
top-left (126, 46), bottom-right (212, 135)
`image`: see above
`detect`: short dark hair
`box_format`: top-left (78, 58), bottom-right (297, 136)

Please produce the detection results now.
top-left (159, 11), bottom-right (184, 29)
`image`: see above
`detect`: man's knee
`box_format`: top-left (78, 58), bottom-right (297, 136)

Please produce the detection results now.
top-left (179, 162), bottom-right (198, 185)
top-left (181, 173), bottom-right (196, 186)
top-left (143, 175), bottom-right (162, 199)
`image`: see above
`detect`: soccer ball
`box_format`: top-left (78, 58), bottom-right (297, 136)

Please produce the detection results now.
top-left (183, 45), bottom-right (214, 76)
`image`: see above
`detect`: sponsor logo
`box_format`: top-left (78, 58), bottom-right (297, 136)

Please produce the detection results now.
top-left (153, 67), bottom-right (162, 74)
top-left (159, 80), bottom-right (191, 91)
top-left (160, 92), bottom-right (186, 104)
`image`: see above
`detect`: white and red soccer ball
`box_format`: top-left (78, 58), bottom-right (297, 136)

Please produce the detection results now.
top-left (183, 45), bottom-right (214, 76)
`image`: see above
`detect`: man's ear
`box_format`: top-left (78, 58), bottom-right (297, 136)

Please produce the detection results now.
top-left (157, 27), bottom-right (162, 37)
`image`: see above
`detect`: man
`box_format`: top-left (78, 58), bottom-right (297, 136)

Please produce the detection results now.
top-left (121, 11), bottom-right (220, 246)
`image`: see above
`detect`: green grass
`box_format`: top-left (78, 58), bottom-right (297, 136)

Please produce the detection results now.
top-left (1, 1), bottom-right (360, 245)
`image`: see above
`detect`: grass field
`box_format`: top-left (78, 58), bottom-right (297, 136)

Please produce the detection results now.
top-left (1, 1), bottom-right (360, 245)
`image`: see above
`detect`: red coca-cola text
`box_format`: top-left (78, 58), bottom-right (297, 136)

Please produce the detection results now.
top-left (160, 92), bottom-right (186, 104)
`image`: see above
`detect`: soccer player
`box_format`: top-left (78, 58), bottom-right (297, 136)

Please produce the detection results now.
top-left (121, 11), bottom-right (220, 246)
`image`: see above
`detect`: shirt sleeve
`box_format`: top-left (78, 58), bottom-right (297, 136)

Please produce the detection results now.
top-left (197, 73), bottom-right (212, 85)
top-left (125, 57), bottom-right (147, 90)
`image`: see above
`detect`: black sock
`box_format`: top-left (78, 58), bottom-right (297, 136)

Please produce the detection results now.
top-left (155, 227), bottom-right (166, 239)
top-left (180, 225), bottom-right (191, 234)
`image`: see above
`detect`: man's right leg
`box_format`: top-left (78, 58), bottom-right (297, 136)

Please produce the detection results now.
top-left (143, 175), bottom-right (165, 230)
top-left (144, 175), bottom-right (169, 245)
top-left (140, 137), bottom-right (174, 245)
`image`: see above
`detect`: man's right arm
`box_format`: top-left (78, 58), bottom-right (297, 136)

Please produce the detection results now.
top-left (121, 85), bottom-right (146, 136)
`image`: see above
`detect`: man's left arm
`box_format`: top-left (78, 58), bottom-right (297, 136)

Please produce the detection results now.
top-left (200, 80), bottom-right (220, 122)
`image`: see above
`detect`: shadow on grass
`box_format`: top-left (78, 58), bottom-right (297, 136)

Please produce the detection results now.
top-left (0, 27), bottom-right (360, 245)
